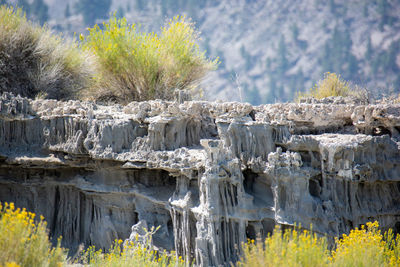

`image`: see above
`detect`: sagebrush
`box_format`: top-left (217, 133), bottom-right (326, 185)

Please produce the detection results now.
top-left (80, 15), bottom-right (218, 103)
top-left (0, 5), bottom-right (94, 100)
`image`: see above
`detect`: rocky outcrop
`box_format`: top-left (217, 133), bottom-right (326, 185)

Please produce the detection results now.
top-left (1, 93), bottom-right (400, 266)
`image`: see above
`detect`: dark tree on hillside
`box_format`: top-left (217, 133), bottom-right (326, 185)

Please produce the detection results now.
top-left (365, 37), bottom-right (373, 60)
top-left (277, 35), bottom-right (289, 77)
top-left (245, 85), bottom-right (262, 105)
top-left (135, 0), bottom-right (144, 10)
top-left (320, 25), bottom-right (359, 80)
top-left (31, 0), bottom-right (48, 25)
top-left (116, 6), bottom-right (124, 18)
top-left (65, 3), bottom-right (70, 18)
top-left (291, 24), bottom-right (299, 42)
top-left (329, 0), bottom-right (336, 14)
top-left (383, 41), bottom-right (399, 72)
top-left (266, 74), bottom-right (277, 103)
top-left (75, 0), bottom-right (111, 26)
top-left (378, 0), bottom-right (389, 31)
top-left (17, 0), bottom-right (30, 16)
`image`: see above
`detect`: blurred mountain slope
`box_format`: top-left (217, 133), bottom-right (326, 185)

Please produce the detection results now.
top-left (6, 0), bottom-right (400, 103)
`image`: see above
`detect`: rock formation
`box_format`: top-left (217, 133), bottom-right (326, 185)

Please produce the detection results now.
top-left (1, 93), bottom-right (400, 266)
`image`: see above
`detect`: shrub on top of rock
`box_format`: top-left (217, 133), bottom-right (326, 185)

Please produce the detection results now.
top-left (80, 15), bottom-right (219, 104)
top-left (0, 5), bottom-right (94, 100)
top-left (296, 72), bottom-right (368, 103)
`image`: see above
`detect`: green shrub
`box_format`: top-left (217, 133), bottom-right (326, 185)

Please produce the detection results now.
top-left (80, 15), bottom-right (218, 103)
top-left (0, 202), bottom-right (66, 267)
top-left (0, 5), bottom-right (94, 100)
top-left (297, 72), bottom-right (351, 100)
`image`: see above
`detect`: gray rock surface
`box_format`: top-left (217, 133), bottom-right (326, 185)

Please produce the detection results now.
top-left (1, 92), bottom-right (400, 266)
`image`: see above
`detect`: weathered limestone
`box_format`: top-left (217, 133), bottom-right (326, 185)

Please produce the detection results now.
top-left (1, 92), bottom-right (400, 266)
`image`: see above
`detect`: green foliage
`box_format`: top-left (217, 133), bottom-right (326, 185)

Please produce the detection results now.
top-left (240, 45), bottom-right (253, 71)
top-left (291, 24), bottom-right (299, 41)
top-left (64, 3), bottom-right (70, 18)
top-left (320, 26), bottom-right (359, 81)
top-left (115, 6), bottom-right (124, 19)
top-left (0, 202), bottom-right (66, 267)
top-left (160, 0), bottom-right (206, 19)
top-left (371, 40), bottom-right (399, 78)
top-left (277, 35), bottom-right (289, 77)
top-left (75, 0), bottom-right (111, 25)
top-left (0, 5), bottom-right (94, 100)
top-left (363, 3), bottom-right (369, 17)
top-left (16, 0), bottom-right (30, 16)
top-left (31, 0), bottom-right (48, 25)
top-left (297, 72), bottom-right (351, 100)
top-left (378, 0), bottom-right (389, 31)
top-left (366, 37), bottom-right (373, 60)
top-left (329, 0), bottom-right (336, 14)
top-left (80, 15), bottom-right (218, 103)
top-left (135, 0), bottom-right (145, 10)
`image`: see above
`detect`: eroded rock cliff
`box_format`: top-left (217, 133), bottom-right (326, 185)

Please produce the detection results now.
top-left (1, 93), bottom-right (400, 266)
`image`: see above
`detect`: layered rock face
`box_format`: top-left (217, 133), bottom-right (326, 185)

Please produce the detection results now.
top-left (1, 93), bottom-right (400, 266)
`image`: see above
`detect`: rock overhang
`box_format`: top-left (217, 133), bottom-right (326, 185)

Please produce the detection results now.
top-left (0, 92), bottom-right (400, 266)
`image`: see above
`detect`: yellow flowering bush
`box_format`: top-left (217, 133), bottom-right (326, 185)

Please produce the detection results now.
top-left (331, 221), bottom-right (400, 267)
top-left (297, 72), bottom-right (351, 100)
top-left (238, 225), bottom-right (329, 267)
top-left (2, 200), bottom-right (399, 267)
top-left (81, 227), bottom-right (186, 267)
top-left (82, 241), bottom-right (186, 267)
top-left (0, 202), bottom-right (66, 267)
top-left (239, 221), bottom-right (400, 267)
top-left (80, 15), bottom-right (218, 103)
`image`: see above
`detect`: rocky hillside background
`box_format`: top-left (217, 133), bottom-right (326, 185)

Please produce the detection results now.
top-left (4, 0), bottom-right (400, 104)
